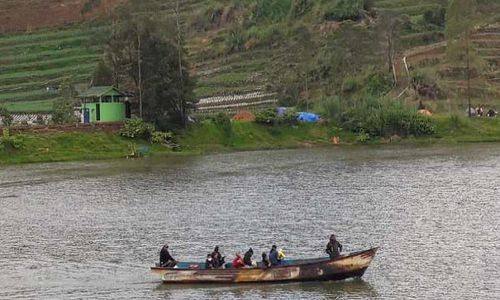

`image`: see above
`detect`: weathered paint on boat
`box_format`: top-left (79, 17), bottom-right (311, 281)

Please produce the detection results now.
top-left (151, 247), bottom-right (378, 284)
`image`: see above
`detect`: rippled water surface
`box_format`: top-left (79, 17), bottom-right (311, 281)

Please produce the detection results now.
top-left (0, 144), bottom-right (499, 299)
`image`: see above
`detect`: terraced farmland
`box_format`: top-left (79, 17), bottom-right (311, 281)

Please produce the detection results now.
top-left (374, 0), bottom-right (448, 48)
top-left (0, 26), bottom-right (106, 112)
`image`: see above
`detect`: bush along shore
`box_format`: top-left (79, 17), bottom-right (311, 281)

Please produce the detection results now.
top-left (3, 111), bottom-right (500, 165)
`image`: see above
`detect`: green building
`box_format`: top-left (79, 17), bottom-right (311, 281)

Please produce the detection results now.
top-left (78, 86), bottom-right (131, 123)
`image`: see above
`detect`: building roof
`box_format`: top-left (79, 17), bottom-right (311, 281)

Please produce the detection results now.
top-left (78, 86), bottom-right (124, 98)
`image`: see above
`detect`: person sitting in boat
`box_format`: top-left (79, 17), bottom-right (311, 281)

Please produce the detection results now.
top-left (326, 234), bottom-right (343, 259)
top-left (232, 252), bottom-right (245, 268)
top-left (205, 254), bottom-right (215, 269)
top-left (261, 252), bottom-right (270, 268)
top-left (278, 248), bottom-right (286, 260)
top-left (243, 248), bottom-right (254, 267)
top-left (159, 244), bottom-right (177, 268)
top-left (211, 246), bottom-right (225, 268)
top-left (269, 245), bottom-right (282, 266)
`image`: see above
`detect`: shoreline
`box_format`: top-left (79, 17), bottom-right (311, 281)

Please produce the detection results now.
top-left (2, 116), bottom-right (500, 165)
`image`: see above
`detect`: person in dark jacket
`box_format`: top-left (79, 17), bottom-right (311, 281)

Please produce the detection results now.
top-left (211, 246), bottom-right (224, 268)
top-left (326, 234), bottom-right (343, 259)
top-left (159, 244), bottom-right (177, 267)
top-left (261, 252), bottom-right (270, 268)
top-left (269, 245), bottom-right (281, 266)
top-left (243, 248), bottom-right (254, 266)
top-left (205, 254), bottom-right (215, 269)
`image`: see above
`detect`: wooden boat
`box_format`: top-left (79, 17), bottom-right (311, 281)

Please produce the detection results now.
top-left (151, 247), bottom-right (378, 284)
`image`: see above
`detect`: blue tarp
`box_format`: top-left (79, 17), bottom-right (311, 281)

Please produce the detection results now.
top-left (297, 112), bottom-right (320, 123)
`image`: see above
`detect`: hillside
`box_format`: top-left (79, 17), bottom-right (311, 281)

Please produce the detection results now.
top-left (0, 0), bottom-right (499, 114)
top-left (0, 0), bottom-right (120, 33)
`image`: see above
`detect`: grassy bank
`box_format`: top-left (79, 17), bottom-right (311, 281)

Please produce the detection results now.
top-left (2, 116), bottom-right (500, 165)
top-left (0, 132), bottom-right (170, 165)
top-left (178, 121), bottom-right (348, 152)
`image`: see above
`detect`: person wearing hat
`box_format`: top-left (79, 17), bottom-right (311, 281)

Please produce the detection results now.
top-left (159, 244), bottom-right (177, 267)
top-left (326, 234), bottom-right (343, 259)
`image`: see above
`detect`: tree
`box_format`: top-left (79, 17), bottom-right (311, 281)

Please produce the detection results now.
top-left (377, 13), bottom-right (401, 85)
top-left (52, 77), bottom-right (78, 124)
top-left (139, 31), bottom-right (194, 128)
top-left (91, 60), bottom-right (114, 86)
top-left (0, 106), bottom-right (13, 128)
top-left (446, 0), bottom-right (481, 117)
top-left (52, 99), bottom-right (78, 124)
top-left (105, 0), bottom-right (194, 128)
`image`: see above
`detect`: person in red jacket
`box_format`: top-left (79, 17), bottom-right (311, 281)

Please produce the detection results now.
top-left (232, 253), bottom-right (245, 268)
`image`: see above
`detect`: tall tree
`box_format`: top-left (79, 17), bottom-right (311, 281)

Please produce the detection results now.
top-left (105, 0), bottom-right (194, 128)
top-left (446, 0), bottom-right (480, 117)
top-left (91, 60), bottom-right (114, 86)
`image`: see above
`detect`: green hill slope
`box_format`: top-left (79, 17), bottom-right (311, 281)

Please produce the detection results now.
top-left (0, 0), bottom-right (498, 114)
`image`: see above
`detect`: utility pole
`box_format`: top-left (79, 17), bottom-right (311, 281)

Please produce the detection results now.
top-left (465, 28), bottom-right (472, 118)
top-left (137, 29), bottom-right (143, 119)
top-left (305, 73), bottom-right (309, 111)
top-left (174, 0), bottom-right (185, 125)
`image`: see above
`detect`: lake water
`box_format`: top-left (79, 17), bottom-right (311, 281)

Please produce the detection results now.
top-left (0, 144), bottom-right (499, 299)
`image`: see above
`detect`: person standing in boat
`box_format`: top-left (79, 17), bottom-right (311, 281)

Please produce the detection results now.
top-left (243, 248), bottom-right (254, 267)
top-left (269, 245), bottom-right (282, 266)
top-left (159, 244), bottom-right (177, 268)
top-left (326, 234), bottom-right (343, 259)
top-left (211, 246), bottom-right (224, 268)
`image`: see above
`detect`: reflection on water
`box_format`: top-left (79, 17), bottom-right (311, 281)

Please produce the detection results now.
top-left (1, 144), bottom-right (500, 299)
top-left (155, 279), bottom-right (377, 299)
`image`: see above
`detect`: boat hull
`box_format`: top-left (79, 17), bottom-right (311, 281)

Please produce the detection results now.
top-left (151, 247), bottom-right (378, 284)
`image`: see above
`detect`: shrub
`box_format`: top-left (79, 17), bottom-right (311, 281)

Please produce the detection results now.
top-left (52, 99), bottom-right (78, 125)
top-left (121, 118), bottom-right (175, 145)
top-left (333, 97), bottom-right (436, 137)
top-left (423, 7), bottom-right (446, 28)
top-left (150, 131), bottom-right (173, 144)
top-left (255, 109), bottom-right (298, 125)
top-left (324, 0), bottom-right (366, 21)
top-left (0, 134), bottom-right (24, 152)
top-left (120, 118), bottom-right (155, 139)
top-left (291, 0), bottom-right (313, 18)
top-left (255, 109), bottom-right (278, 125)
top-left (0, 107), bottom-right (13, 127)
top-left (226, 28), bottom-right (246, 53)
top-left (356, 130), bottom-right (370, 144)
top-left (250, 0), bottom-right (293, 22)
top-left (246, 25), bottom-right (285, 48)
top-left (363, 72), bottom-right (393, 96)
